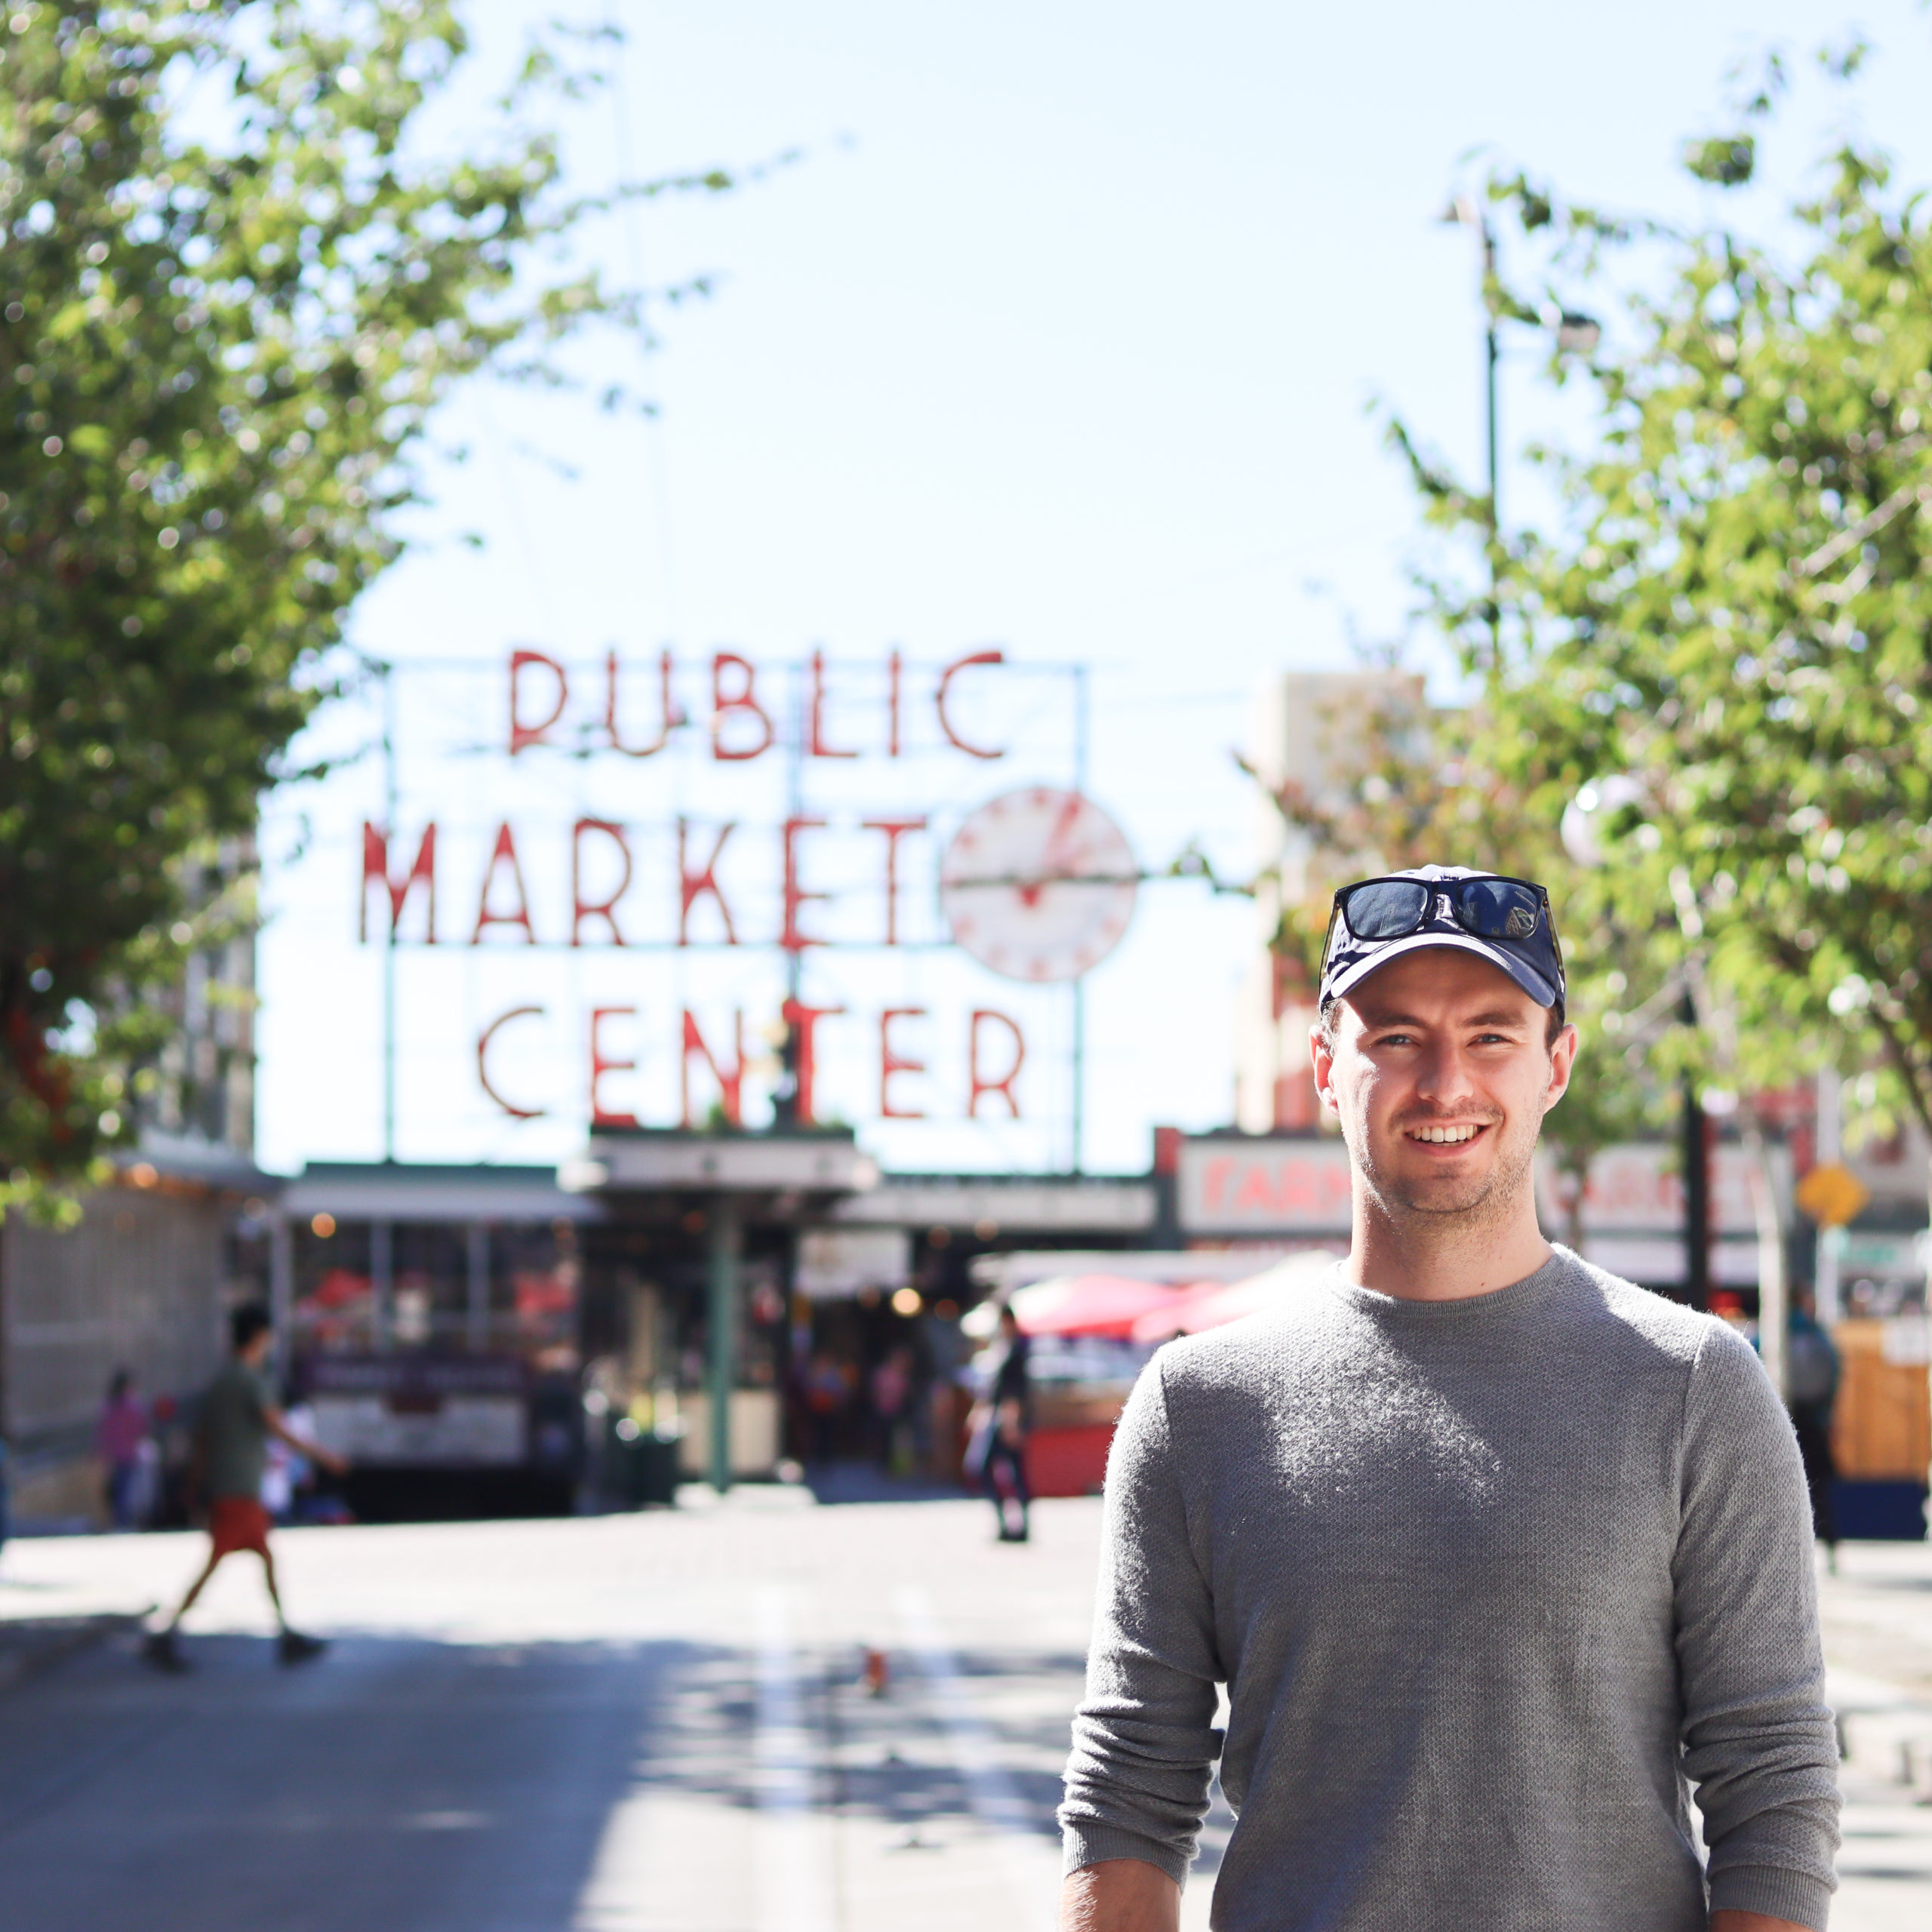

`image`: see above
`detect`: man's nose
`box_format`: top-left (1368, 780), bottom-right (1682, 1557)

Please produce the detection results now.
top-left (1414, 1041), bottom-right (1479, 1103)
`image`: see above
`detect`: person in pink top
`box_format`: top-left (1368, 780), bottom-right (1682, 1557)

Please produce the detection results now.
top-left (95, 1369), bottom-right (149, 1530)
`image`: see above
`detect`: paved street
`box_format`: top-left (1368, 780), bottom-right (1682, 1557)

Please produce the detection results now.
top-left (0, 1494), bottom-right (1927, 1931)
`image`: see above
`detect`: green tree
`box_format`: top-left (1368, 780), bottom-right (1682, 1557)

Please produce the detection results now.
top-left (0, 0), bottom-right (733, 1208)
top-left (1395, 45), bottom-right (1932, 1336)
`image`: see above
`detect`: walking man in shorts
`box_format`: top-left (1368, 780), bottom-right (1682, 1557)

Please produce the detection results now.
top-left (1060, 866), bottom-right (1839, 1931)
top-left (145, 1303), bottom-right (348, 1671)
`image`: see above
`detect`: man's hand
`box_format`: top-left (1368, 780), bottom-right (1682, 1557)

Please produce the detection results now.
top-left (1059, 1859), bottom-right (1178, 1932)
top-left (1710, 1915), bottom-right (1812, 1932)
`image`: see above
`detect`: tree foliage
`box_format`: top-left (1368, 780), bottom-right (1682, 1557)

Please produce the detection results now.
top-left (1396, 58), bottom-right (1932, 1176)
top-left (0, 0), bottom-right (733, 1204)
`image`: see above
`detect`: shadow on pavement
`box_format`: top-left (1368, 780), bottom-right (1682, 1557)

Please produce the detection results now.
top-left (804, 1461), bottom-right (977, 1507)
top-left (0, 1627), bottom-right (712, 1932)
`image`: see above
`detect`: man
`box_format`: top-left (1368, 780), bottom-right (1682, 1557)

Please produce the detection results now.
top-left (145, 1304), bottom-right (349, 1672)
top-left (1060, 867), bottom-right (1838, 1932)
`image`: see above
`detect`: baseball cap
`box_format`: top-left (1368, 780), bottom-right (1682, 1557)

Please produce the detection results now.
top-left (1318, 866), bottom-right (1566, 1013)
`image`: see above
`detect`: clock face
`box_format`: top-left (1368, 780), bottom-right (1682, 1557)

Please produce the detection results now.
top-left (939, 787), bottom-right (1139, 983)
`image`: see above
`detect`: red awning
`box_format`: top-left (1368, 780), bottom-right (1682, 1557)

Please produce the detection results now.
top-left (1128, 1252), bottom-right (1342, 1342)
top-left (1009, 1274), bottom-right (1192, 1340)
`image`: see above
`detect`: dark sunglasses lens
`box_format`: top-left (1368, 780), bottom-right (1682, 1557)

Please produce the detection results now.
top-left (1454, 879), bottom-right (1543, 942)
top-left (1345, 880), bottom-right (1431, 940)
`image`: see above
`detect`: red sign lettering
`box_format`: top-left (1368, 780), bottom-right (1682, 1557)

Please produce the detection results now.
top-left (936, 651), bottom-right (1006, 760)
top-left (681, 1010), bottom-right (745, 1128)
top-left (782, 999), bottom-right (844, 1126)
top-left (589, 1006), bottom-right (639, 1128)
top-left (711, 652), bottom-right (774, 761)
top-left (968, 1008), bottom-right (1024, 1118)
top-left (571, 819), bottom-right (632, 946)
top-left (879, 1008), bottom-right (927, 1118)
top-left (678, 820), bottom-right (738, 944)
top-left (605, 647), bottom-right (683, 758)
top-left (361, 821), bottom-right (437, 942)
top-left (509, 650), bottom-right (568, 755)
top-left (472, 823), bottom-right (537, 944)
top-left (808, 649), bottom-right (857, 760)
top-left (862, 818), bottom-right (925, 945)
top-left (477, 1005), bottom-right (546, 1118)
top-left (781, 817), bottom-right (828, 952)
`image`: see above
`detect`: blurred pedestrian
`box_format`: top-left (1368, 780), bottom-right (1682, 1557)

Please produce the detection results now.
top-left (869, 1343), bottom-right (915, 1472)
top-left (144, 1305), bottom-right (349, 1673)
top-left (969, 1304), bottom-right (1031, 1543)
top-left (800, 1350), bottom-right (854, 1466)
top-left (96, 1369), bottom-right (149, 1531)
top-left (1788, 1286), bottom-right (1841, 1571)
top-left (1060, 868), bottom-right (1838, 1932)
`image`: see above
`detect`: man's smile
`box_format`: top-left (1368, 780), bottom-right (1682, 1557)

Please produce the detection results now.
top-left (1402, 1122), bottom-right (1491, 1146)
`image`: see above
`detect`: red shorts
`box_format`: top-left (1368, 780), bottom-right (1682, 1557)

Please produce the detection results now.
top-left (207, 1496), bottom-right (274, 1559)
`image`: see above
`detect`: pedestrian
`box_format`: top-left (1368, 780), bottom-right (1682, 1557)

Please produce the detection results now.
top-left (95, 1368), bottom-right (149, 1531)
top-left (144, 1305), bottom-right (349, 1672)
top-left (799, 1350), bottom-right (854, 1466)
top-left (1060, 867), bottom-right (1838, 1932)
top-left (869, 1343), bottom-right (915, 1472)
top-left (1788, 1284), bottom-right (1841, 1570)
top-left (968, 1303), bottom-right (1031, 1543)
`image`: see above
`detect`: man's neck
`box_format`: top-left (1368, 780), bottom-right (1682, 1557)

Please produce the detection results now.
top-left (1346, 1187), bottom-right (1554, 1303)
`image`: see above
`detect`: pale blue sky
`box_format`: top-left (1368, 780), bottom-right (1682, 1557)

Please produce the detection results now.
top-left (255, 0), bottom-right (1932, 1177)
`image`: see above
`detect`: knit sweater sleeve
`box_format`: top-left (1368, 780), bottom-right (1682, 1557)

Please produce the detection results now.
top-left (1060, 1353), bottom-right (1223, 1886)
top-left (1674, 1321), bottom-right (1841, 1929)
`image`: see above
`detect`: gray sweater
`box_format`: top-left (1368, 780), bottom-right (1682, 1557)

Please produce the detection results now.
top-left (1060, 1248), bottom-right (1840, 1930)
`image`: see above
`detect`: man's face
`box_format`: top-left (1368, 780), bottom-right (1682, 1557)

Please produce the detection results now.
top-left (241, 1329), bottom-right (275, 1368)
top-left (1311, 949), bottom-right (1577, 1224)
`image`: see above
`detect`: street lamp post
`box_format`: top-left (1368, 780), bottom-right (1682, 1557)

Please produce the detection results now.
top-left (1439, 197), bottom-right (1600, 663)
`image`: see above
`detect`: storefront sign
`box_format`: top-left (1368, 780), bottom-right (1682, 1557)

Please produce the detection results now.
top-left (1178, 1139), bottom-right (1353, 1235)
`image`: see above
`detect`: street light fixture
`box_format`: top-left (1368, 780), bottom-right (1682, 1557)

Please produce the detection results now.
top-left (1438, 196), bottom-right (1601, 655)
top-left (1555, 311), bottom-right (1602, 358)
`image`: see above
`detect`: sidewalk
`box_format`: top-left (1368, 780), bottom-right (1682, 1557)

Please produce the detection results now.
top-left (1820, 1542), bottom-right (1932, 1930)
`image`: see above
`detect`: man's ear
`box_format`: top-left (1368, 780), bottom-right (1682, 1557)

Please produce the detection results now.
top-left (1542, 1022), bottom-right (1580, 1116)
top-left (1310, 1017), bottom-right (1341, 1115)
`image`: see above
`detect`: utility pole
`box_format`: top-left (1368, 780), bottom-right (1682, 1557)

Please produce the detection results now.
top-left (1071, 663), bottom-right (1090, 1176)
top-left (706, 1199), bottom-right (741, 1494)
top-left (380, 658), bottom-right (398, 1164)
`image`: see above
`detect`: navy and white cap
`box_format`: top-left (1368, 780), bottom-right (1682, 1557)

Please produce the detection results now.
top-left (1318, 865), bottom-right (1566, 1013)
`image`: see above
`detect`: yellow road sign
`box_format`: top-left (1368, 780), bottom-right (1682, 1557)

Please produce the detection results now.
top-left (1795, 1161), bottom-right (1870, 1229)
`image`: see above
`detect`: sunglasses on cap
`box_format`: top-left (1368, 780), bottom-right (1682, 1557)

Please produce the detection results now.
top-left (1321, 873), bottom-right (1557, 961)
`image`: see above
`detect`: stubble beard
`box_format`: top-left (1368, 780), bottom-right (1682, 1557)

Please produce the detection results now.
top-left (1348, 1102), bottom-right (1544, 1238)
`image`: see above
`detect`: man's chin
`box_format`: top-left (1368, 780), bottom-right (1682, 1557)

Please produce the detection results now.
top-left (1374, 1149), bottom-right (1506, 1217)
